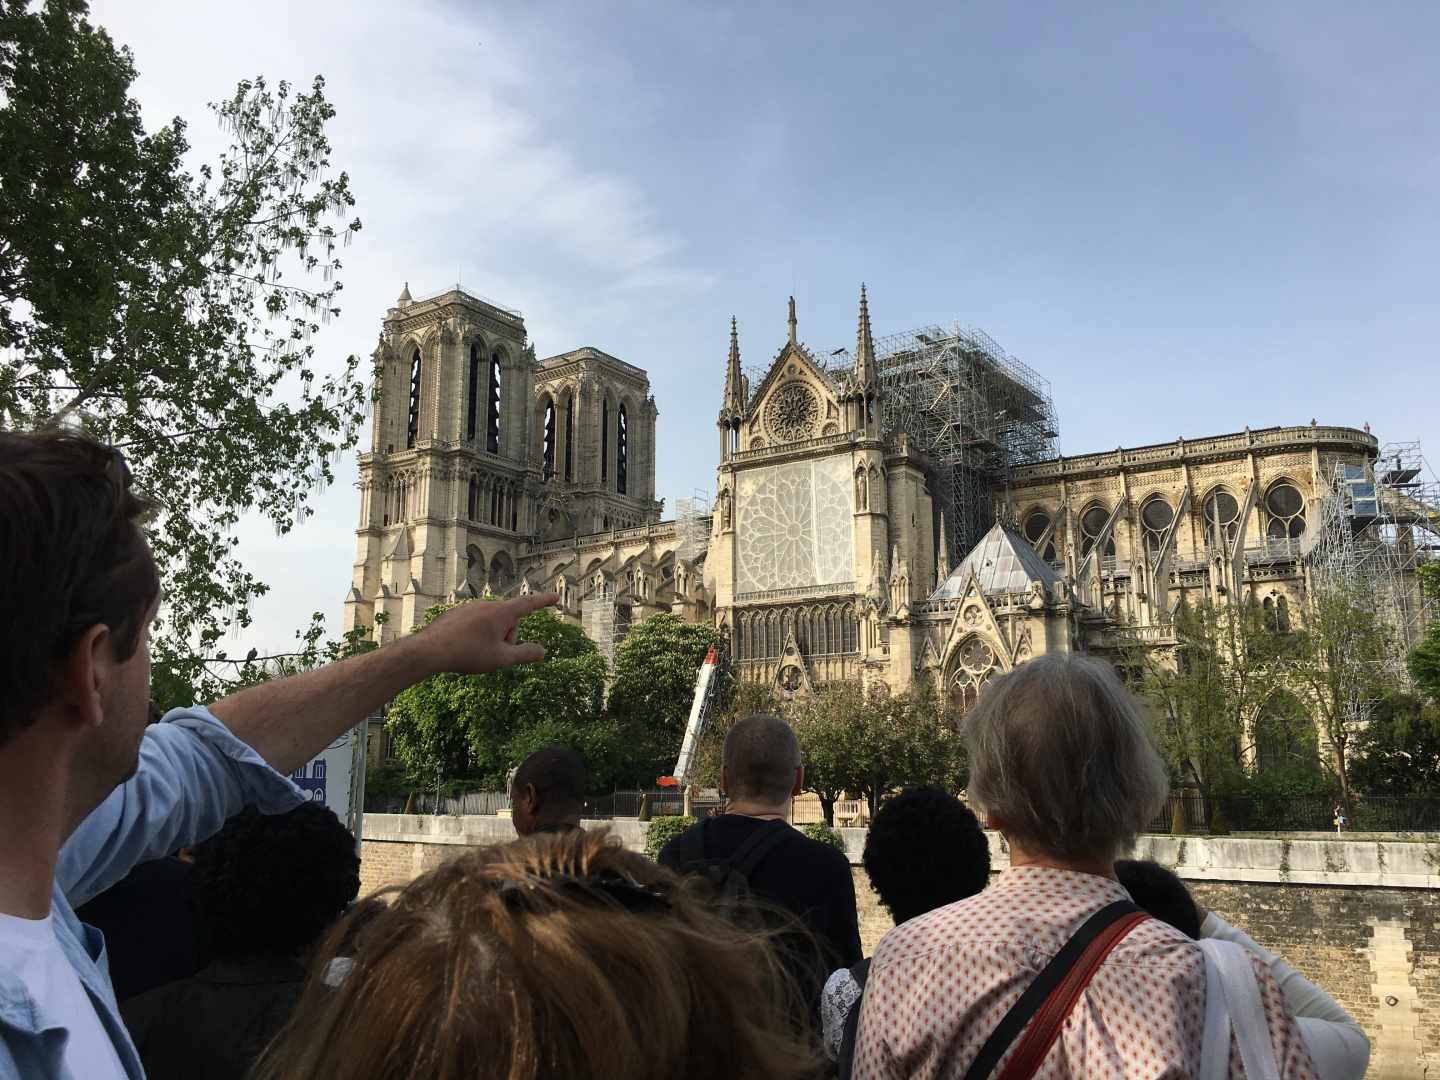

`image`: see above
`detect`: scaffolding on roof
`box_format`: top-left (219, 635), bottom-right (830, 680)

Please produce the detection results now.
top-left (1309, 440), bottom-right (1440, 692)
top-left (675, 493), bottom-right (712, 565)
top-left (872, 323), bottom-right (1060, 566)
top-left (582, 576), bottom-right (619, 669)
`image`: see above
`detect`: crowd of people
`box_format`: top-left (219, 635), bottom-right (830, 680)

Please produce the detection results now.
top-left (0, 428), bottom-right (1371, 1079)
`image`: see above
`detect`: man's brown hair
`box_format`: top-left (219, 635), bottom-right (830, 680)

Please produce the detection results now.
top-left (0, 431), bottom-right (158, 746)
top-left (255, 829), bottom-right (820, 1080)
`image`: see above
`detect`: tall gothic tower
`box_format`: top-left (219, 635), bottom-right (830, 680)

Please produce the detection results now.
top-left (344, 285), bottom-right (661, 639)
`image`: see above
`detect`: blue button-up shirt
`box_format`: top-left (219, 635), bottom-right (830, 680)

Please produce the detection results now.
top-left (0, 708), bottom-right (304, 1079)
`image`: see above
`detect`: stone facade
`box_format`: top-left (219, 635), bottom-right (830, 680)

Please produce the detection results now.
top-left (346, 283), bottom-right (1389, 727)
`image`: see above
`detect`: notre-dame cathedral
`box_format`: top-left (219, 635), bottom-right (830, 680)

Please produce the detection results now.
top-left (346, 283), bottom-right (1426, 714)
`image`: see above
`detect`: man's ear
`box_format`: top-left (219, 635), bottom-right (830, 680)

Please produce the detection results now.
top-left (54, 623), bottom-right (112, 733)
top-left (520, 783), bottom-right (538, 810)
top-left (791, 765), bottom-right (804, 797)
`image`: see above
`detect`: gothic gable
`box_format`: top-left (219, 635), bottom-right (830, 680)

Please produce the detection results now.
top-left (744, 344), bottom-right (843, 449)
top-left (939, 573), bottom-right (1012, 668)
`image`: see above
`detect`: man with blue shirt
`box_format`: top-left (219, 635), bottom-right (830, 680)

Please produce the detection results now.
top-left (0, 430), bottom-right (558, 1079)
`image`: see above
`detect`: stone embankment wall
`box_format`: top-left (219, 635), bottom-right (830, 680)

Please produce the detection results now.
top-left (361, 817), bottom-right (1440, 1078)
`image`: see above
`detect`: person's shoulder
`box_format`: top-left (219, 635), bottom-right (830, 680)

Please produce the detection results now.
top-left (785, 827), bottom-right (853, 873)
top-left (656, 820), bottom-right (706, 869)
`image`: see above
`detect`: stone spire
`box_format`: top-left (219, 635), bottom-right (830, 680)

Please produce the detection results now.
top-left (722, 316), bottom-right (745, 418)
top-left (854, 283), bottom-right (877, 388)
top-left (787, 295), bottom-right (798, 346)
top-left (397, 281), bottom-right (413, 307)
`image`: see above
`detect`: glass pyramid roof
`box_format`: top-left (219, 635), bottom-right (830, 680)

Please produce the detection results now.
top-left (930, 523), bottom-right (1062, 600)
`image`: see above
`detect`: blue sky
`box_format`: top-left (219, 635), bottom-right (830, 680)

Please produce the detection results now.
top-left (89, 0), bottom-right (1439, 653)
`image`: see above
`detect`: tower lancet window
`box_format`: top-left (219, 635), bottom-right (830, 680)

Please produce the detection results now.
top-left (542, 400), bottom-right (556, 481)
top-left (617, 402), bottom-right (629, 495)
top-left (602, 399), bottom-right (610, 483)
top-left (406, 348), bottom-right (422, 449)
top-left (487, 350), bottom-right (503, 453)
top-left (564, 393), bottom-right (574, 482)
top-left (466, 344), bottom-right (481, 442)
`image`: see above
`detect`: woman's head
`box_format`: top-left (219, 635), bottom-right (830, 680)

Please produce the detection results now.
top-left (256, 828), bottom-right (818, 1080)
top-left (965, 652), bottom-right (1168, 863)
top-left (863, 787), bottom-right (990, 925)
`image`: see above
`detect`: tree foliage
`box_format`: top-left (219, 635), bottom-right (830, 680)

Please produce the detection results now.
top-left (1, 1), bottom-right (366, 685)
top-left (1122, 598), bottom-right (1288, 810)
top-left (385, 604), bottom-right (607, 789)
top-left (607, 613), bottom-right (730, 784)
top-left (1348, 691), bottom-right (1440, 796)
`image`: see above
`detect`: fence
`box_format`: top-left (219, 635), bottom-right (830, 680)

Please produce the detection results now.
top-left (1150, 793), bottom-right (1440, 834)
top-left (365, 788), bottom-right (688, 819)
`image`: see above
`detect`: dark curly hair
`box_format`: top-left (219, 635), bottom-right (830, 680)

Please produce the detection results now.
top-left (1114, 859), bottom-right (1200, 939)
top-left (862, 787), bottom-right (990, 925)
top-left (194, 803), bottom-right (361, 960)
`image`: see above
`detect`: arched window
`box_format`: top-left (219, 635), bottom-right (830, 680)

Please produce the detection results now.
top-left (1079, 504), bottom-right (1115, 558)
top-left (948, 635), bottom-right (999, 714)
top-left (617, 403), bottom-right (629, 495)
top-left (1203, 489), bottom-right (1242, 549)
top-left (1276, 595), bottom-right (1291, 633)
top-left (1022, 509), bottom-right (1056, 562)
top-left (1265, 482), bottom-right (1305, 541)
top-left (842, 604), bottom-right (858, 653)
top-left (1140, 497), bottom-right (1174, 559)
top-left (601, 399), bottom-right (610, 483)
top-left (509, 484), bottom-right (519, 531)
top-left (542, 400), bottom-right (556, 481)
top-left (406, 348), bottom-right (422, 448)
top-left (466, 344), bottom-right (482, 441)
top-left (487, 350), bottom-right (503, 453)
top-left (467, 475), bottom-right (479, 521)
top-left (564, 392), bottom-right (575, 482)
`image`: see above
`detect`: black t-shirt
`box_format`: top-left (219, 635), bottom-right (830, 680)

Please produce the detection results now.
top-left (658, 815), bottom-right (862, 972)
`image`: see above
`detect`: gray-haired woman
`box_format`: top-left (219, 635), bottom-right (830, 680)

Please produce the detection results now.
top-left (850, 652), bottom-right (1317, 1079)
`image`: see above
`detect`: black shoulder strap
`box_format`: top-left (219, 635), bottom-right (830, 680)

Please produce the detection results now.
top-left (728, 819), bottom-right (790, 877)
top-left (962, 900), bottom-right (1142, 1080)
top-left (836, 957), bottom-right (873, 1080)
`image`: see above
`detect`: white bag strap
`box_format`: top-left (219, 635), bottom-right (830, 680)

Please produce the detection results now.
top-left (1199, 939), bottom-right (1282, 1080)
top-left (1198, 939), bottom-right (1231, 1080)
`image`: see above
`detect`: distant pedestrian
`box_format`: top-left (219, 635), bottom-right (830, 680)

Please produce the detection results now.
top-left (509, 745), bottom-right (588, 837)
top-left (1333, 804), bottom-right (1346, 833)
top-left (121, 804), bottom-right (360, 1080)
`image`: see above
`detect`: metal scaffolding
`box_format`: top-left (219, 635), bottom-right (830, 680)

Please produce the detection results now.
top-left (1309, 440), bottom-right (1440, 683)
top-left (675, 493), bottom-right (712, 565)
top-left (873, 323), bottom-right (1060, 564)
top-left (582, 577), bottom-right (618, 669)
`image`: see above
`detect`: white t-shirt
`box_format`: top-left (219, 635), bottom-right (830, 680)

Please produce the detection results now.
top-left (0, 910), bottom-right (127, 1079)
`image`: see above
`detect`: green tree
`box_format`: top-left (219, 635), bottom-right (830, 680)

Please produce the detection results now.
top-left (386, 604), bottom-right (608, 790)
top-left (1, 1), bottom-right (366, 683)
top-left (1123, 598), bottom-right (1284, 821)
top-left (1407, 561), bottom-right (1440, 702)
top-left (1289, 582), bottom-right (1393, 806)
top-left (790, 683), bottom-right (867, 825)
top-left (1348, 691), bottom-right (1440, 796)
top-left (607, 613), bottom-right (730, 783)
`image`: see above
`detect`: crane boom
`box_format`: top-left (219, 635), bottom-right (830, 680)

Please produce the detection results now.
top-left (657, 646), bottom-right (720, 789)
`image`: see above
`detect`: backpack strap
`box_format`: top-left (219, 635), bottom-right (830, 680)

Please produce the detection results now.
top-left (728, 818), bottom-right (790, 877)
top-left (836, 957), bottom-right (873, 1080)
top-left (964, 900), bottom-right (1149, 1080)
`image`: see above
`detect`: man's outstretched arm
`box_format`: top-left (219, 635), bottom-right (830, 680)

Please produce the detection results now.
top-left (209, 593), bottom-right (559, 775)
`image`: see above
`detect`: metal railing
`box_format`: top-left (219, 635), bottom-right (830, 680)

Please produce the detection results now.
top-left (1148, 793), bottom-right (1440, 834)
top-left (736, 581), bottom-right (857, 603)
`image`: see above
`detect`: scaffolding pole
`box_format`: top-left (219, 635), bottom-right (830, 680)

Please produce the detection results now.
top-left (1310, 440), bottom-right (1440, 686)
top-left (873, 323), bottom-right (1060, 564)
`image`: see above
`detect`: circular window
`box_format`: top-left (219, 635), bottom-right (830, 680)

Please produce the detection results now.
top-left (1023, 510), bottom-right (1057, 561)
top-left (764, 382), bottom-right (819, 442)
top-left (1203, 490), bottom-right (1241, 547)
top-left (1265, 483), bottom-right (1306, 540)
top-left (959, 637), bottom-right (996, 674)
top-left (1140, 498), bottom-right (1174, 554)
top-left (1079, 504), bottom-right (1116, 558)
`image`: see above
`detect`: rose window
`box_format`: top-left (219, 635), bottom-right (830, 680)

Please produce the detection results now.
top-left (765, 382), bottom-right (819, 442)
top-left (1140, 497), bottom-right (1174, 557)
top-left (1023, 509), bottom-right (1056, 562)
top-left (1265, 483), bottom-right (1306, 540)
top-left (1203, 490), bottom-right (1241, 548)
top-left (1079, 504), bottom-right (1116, 559)
top-left (949, 635), bottom-right (998, 714)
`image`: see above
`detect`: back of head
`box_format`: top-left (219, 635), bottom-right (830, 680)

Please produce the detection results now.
top-left (0, 431), bottom-right (157, 746)
top-left (511, 745), bottom-right (587, 818)
top-left (965, 653), bottom-right (1168, 863)
top-left (256, 829), bottom-right (818, 1080)
top-left (863, 787), bottom-right (990, 925)
top-left (1114, 859), bottom-right (1200, 939)
top-left (723, 713), bottom-right (800, 804)
top-left (195, 803), bottom-right (360, 960)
